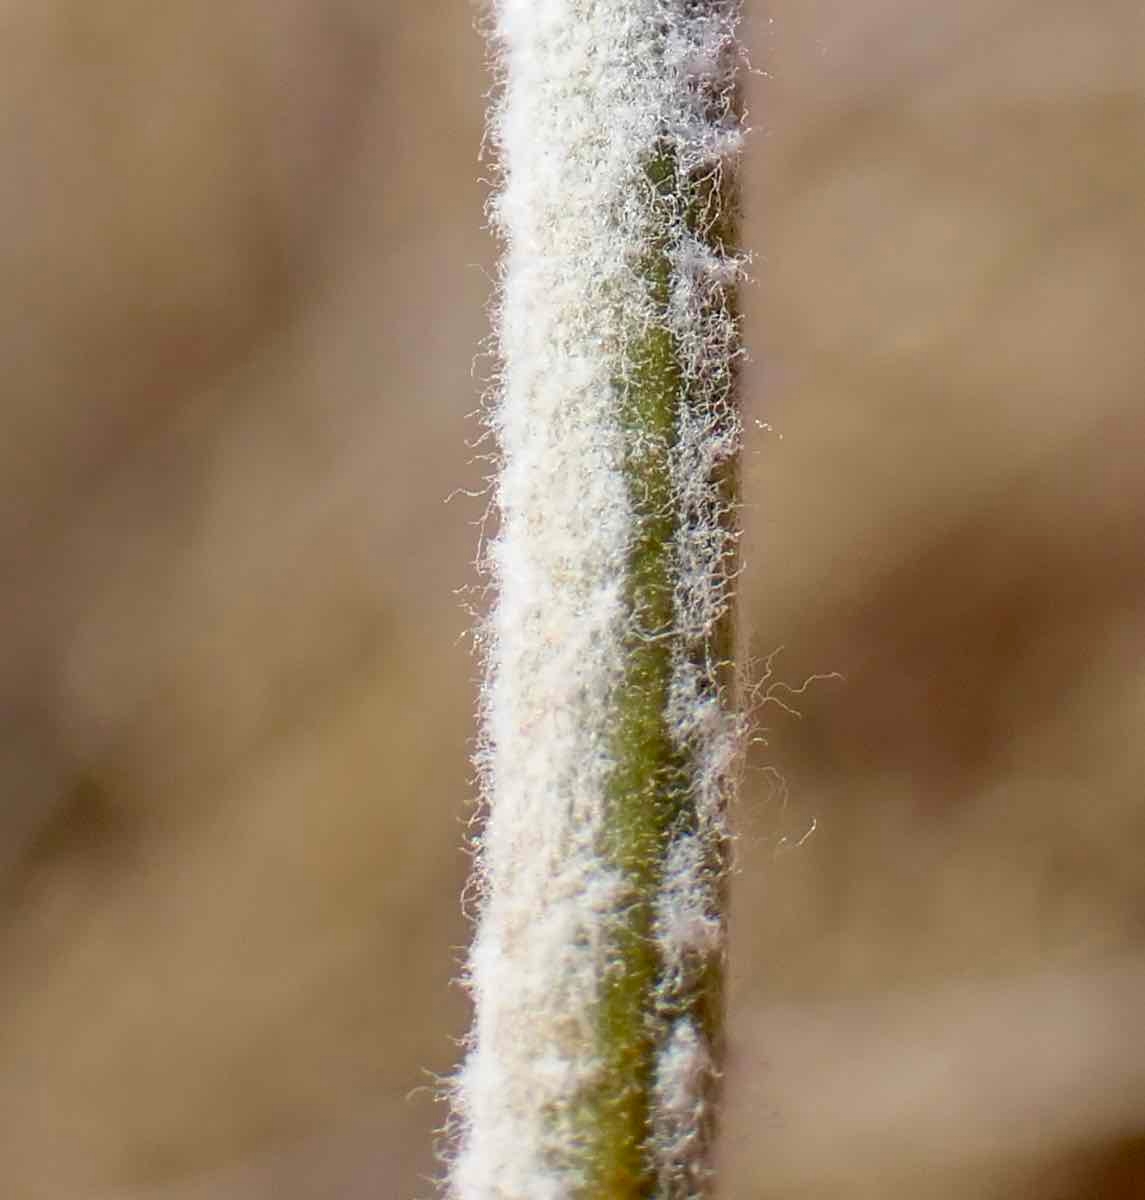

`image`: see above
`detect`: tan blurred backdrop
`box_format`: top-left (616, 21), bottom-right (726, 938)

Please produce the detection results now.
top-left (0, 3), bottom-right (1142, 1197)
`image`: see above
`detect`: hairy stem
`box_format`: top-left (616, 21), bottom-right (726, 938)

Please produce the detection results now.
top-left (451, 5), bottom-right (743, 1197)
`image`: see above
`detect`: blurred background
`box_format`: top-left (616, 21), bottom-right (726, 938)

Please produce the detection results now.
top-left (0, 2), bottom-right (1141, 1196)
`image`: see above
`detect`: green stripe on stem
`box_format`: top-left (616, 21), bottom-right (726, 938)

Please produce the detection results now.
top-left (581, 150), bottom-right (696, 1198)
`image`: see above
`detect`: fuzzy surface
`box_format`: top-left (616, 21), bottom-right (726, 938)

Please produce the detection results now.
top-left (450, 2), bottom-right (743, 1197)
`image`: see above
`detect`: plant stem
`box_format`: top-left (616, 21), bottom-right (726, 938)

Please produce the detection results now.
top-left (452, 5), bottom-right (743, 1197)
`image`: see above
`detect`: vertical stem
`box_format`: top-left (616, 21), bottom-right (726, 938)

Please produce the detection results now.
top-left (452, 5), bottom-right (743, 1198)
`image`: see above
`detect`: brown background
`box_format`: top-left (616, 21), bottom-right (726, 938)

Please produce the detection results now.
top-left (1, 2), bottom-right (1142, 1196)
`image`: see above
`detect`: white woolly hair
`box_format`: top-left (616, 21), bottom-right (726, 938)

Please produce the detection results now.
top-left (449, 2), bottom-right (743, 1197)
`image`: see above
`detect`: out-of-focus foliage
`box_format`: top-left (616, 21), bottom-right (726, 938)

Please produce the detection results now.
top-left (0, 2), bottom-right (1141, 1196)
